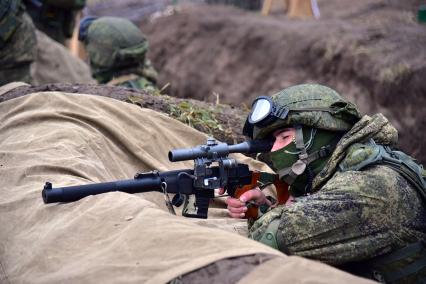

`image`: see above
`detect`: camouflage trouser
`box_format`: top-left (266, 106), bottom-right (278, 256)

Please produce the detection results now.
top-left (0, 12), bottom-right (37, 86)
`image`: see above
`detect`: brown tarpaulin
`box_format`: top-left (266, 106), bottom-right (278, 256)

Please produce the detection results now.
top-left (0, 88), bottom-right (374, 283)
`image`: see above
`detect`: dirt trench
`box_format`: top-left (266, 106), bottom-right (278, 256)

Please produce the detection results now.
top-left (139, 1), bottom-right (426, 163)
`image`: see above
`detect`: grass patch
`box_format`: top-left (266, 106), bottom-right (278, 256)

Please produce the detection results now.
top-left (169, 101), bottom-right (224, 134)
top-left (379, 62), bottom-right (411, 84)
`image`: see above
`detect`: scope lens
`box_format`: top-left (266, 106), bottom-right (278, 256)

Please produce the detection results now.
top-left (249, 98), bottom-right (272, 124)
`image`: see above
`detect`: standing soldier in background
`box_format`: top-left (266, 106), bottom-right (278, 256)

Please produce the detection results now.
top-left (0, 0), bottom-right (37, 86)
top-left (24, 0), bottom-right (86, 45)
top-left (78, 16), bottom-right (158, 91)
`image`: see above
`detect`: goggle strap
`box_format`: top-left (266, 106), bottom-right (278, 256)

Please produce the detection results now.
top-left (295, 126), bottom-right (308, 161)
top-left (303, 134), bottom-right (342, 165)
top-left (278, 125), bottom-right (336, 183)
top-left (278, 164), bottom-right (301, 184)
top-left (272, 106), bottom-right (289, 119)
top-left (281, 169), bottom-right (298, 185)
top-left (289, 107), bottom-right (335, 113)
top-left (242, 118), bottom-right (253, 138)
top-left (277, 144), bottom-right (334, 183)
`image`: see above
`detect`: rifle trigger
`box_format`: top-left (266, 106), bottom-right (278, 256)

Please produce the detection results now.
top-left (172, 193), bottom-right (185, 207)
top-left (161, 182), bottom-right (176, 215)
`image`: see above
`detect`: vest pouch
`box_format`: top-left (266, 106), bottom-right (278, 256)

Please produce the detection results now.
top-left (368, 241), bottom-right (426, 283)
top-left (339, 139), bottom-right (426, 203)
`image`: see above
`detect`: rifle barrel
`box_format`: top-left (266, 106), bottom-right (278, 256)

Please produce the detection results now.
top-left (42, 169), bottom-right (194, 204)
top-left (42, 178), bottom-right (162, 203)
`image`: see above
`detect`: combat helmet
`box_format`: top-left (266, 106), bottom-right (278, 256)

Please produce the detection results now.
top-left (79, 16), bottom-right (149, 82)
top-left (244, 84), bottom-right (361, 196)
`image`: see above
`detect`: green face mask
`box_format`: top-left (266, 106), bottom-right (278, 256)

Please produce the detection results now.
top-left (269, 139), bottom-right (299, 176)
top-left (269, 128), bottom-right (339, 196)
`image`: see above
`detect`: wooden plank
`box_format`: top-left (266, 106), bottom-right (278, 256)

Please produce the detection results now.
top-left (67, 11), bottom-right (87, 60)
top-left (287, 0), bottom-right (313, 18)
top-left (261, 0), bottom-right (320, 19)
top-left (261, 0), bottom-right (274, 15)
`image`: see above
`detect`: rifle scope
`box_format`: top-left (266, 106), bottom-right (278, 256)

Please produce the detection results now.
top-left (169, 139), bottom-right (273, 162)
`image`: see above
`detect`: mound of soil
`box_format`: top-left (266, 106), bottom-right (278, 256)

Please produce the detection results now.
top-left (1, 83), bottom-right (247, 145)
top-left (140, 1), bottom-right (426, 163)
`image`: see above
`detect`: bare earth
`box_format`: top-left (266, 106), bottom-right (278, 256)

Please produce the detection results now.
top-left (140, 0), bottom-right (426, 163)
top-left (66, 0), bottom-right (426, 163)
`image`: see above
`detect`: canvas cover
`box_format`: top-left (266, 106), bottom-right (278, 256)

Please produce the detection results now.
top-left (0, 87), bottom-right (374, 283)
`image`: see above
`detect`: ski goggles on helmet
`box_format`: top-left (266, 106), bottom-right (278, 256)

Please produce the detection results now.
top-left (243, 96), bottom-right (290, 138)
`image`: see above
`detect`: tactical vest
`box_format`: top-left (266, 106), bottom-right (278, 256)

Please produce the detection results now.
top-left (0, 0), bottom-right (23, 48)
top-left (339, 139), bottom-right (426, 283)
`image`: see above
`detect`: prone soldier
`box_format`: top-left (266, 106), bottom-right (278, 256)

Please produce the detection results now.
top-left (226, 84), bottom-right (426, 283)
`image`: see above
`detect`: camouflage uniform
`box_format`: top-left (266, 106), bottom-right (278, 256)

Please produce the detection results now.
top-left (0, 0), bottom-right (37, 85)
top-left (24, 0), bottom-right (86, 45)
top-left (105, 60), bottom-right (159, 92)
top-left (245, 84), bottom-right (426, 283)
top-left (79, 17), bottom-right (158, 92)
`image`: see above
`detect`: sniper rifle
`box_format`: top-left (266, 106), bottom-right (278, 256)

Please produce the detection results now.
top-left (42, 138), bottom-right (289, 219)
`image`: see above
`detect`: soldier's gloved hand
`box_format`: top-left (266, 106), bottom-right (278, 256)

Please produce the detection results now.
top-left (221, 187), bottom-right (272, 219)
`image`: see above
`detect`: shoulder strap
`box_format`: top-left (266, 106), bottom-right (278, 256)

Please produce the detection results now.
top-left (339, 139), bottom-right (426, 203)
top-left (379, 146), bottom-right (426, 203)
